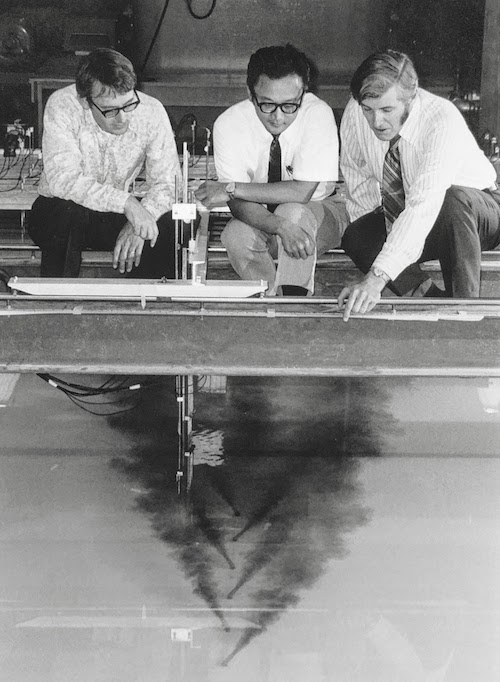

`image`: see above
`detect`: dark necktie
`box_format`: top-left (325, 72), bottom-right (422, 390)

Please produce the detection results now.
top-left (382, 135), bottom-right (405, 232)
top-left (267, 134), bottom-right (281, 212)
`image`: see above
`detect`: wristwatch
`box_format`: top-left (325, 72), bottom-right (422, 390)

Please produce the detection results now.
top-left (370, 266), bottom-right (390, 284)
top-left (225, 181), bottom-right (236, 200)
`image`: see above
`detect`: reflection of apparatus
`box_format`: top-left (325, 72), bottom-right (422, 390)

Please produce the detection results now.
top-left (0, 9), bottom-right (118, 65)
top-left (0, 14), bottom-right (32, 62)
top-left (63, 15), bottom-right (116, 55)
top-left (0, 10), bottom-right (64, 65)
top-left (7, 145), bottom-right (267, 496)
top-left (3, 120), bottom-right (27, 158)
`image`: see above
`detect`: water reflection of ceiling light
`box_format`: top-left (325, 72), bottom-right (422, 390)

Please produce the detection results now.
top-left (476, 378), bottom-right (500, 414)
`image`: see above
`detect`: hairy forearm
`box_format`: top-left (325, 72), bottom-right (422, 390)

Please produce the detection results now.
top-left (233, 180), bottom-right (318, 205)
top-left (229, 199), bottom-right (285, 235)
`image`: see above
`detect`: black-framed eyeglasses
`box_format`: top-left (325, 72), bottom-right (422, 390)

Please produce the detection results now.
top-left (253, 90), bottom-right (305, 115)
top-left (89, 90), bottom-right (141, 119)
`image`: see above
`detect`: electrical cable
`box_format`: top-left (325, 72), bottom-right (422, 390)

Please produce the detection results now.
top-left (140, 0), bottom-right (173, 76)
top-left (185, 0), bottom-right (217, 20)
top-left (36, 373), bottom-right (172, 416)
top-left (64, 393), bottom-right (140, 416)
top-left (37, 372), bottom-right (143, 395)
top-left (174, 112), bottom-right (197, 138)
top-left (0, 153), bottom-right (28, 192)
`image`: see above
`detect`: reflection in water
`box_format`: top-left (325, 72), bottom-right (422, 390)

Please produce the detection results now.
top-left (477, 377), bottom-right (500, 414)
top-left (110, 376), bottom-right (403, 669)
top-left (1, 374), bottom-right (496, 680)
top-left (219, 455), bottom-right (368, 666)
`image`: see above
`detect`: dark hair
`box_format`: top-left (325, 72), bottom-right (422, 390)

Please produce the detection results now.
top-left (246, 43), bottom-right (311, 95)
top-left (350, 50), bottom-right (418, 103)
top-left (75, 48), bottom-right (137, 100)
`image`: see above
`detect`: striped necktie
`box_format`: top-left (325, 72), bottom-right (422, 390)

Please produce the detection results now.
top-left (382, 135), bottom-right (405, 232)
top-left (267, 134), bottom-right (281, 212)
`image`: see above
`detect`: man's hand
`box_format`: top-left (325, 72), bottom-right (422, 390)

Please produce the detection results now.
top-left (113, 223), bottom-right (145, 274)
top-left (124, 196), bottom-right (158, 245)
top-left (337, 272), bottom-right (386, 321)
top-left (194, 180), bottom-right (230, 209)
top-left (277, 221), bottom-right (315, 260)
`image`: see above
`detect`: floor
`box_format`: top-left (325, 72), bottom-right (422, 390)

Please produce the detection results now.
top-left (0, 372), bottom-right (499, 681)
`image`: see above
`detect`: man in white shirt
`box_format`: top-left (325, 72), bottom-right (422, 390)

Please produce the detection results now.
top-left (28, 48), bottom-right (180, 278)
top-left (195, 44), bottom-right (347, 296)
top-left (338, 50), bottom-right (500, 320)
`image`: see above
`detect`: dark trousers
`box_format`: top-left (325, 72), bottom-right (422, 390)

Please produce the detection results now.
top-left (28, 196), bottom-right (177, 279)
top-left (341, 185), bottom-right (500, 297)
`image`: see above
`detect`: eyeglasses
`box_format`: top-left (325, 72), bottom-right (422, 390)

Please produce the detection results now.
top-left (89, 90), bottom-right (141, 119)
top-left (253, 90), bottom-right (305, 115)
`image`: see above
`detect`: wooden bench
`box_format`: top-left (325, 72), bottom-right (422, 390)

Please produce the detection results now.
top-left (1, 238), bottom-right (500, 273)
top-left (1, 212), bottom-right (500, 297)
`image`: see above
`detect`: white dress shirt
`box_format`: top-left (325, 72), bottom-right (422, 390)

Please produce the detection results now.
top-left (214, 92), bottom-right (339, 201)
top-left (38, 84), bottom-right (180, 220)
top-left (340, 88), bottom-right (497, 279)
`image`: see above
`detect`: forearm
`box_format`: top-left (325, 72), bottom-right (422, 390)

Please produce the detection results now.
top-left (125, 194), bottom-right (157, 225)
top-left (142, 121), bottom-right (181, 219)
top-left (232, 180), bottom-right (318, 205)
top-left (229, 199), bottom-right (285, 235)
top-left (140, 181), bottom-right (176, 220)
top-left (43, 164), bottom-right (130, 214)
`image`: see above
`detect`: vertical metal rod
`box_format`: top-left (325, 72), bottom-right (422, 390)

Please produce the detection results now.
top-left (182, 142), bottom-right (189, 203)
top-left (185, 375), bottom-right (195, 491)
top-left (176, 375), bottom-right (184, 495)
top-left (175, 375), bottom-right (196, 495)
top-left (204, 128), bottom-right (211, 180)
top-left (174, 175), bottom-right (180, 279)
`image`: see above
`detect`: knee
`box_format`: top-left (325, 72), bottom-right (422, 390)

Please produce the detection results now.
top-left (340, 222), bottom-right (359, 253)
top-left (155, 212), bottom-right (175, 244)
top-left (274, 202), bottom-right (309, 225)
top-left (157, 211), bottom-right (174, 230)
top-left (29, 198), bottom-right (85, 247)
top-left (440, 186), bottom-right (473, 220)
top-left (221, 219), bottom-right (252, 251)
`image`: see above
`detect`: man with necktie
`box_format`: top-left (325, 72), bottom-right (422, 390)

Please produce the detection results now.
top-left (338, 50), bottom-right (500, 320)
top-left (195, 44), bottom-right (347, 296)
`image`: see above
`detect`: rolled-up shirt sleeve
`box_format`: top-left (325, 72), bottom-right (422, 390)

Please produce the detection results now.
top-left (214, 115), bottom-right (252, 183)
top-left (140, 103), bottom-right (180, 220)
top-left (41, 93), bottom-right (131, 214)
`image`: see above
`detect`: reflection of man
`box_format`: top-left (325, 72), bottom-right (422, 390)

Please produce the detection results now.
top-left (195, 43), bottom-right (347, 296)
top-left (338, 50), bottom-right (500, 320)
top-left (29, 48), bottom-right (180, 278)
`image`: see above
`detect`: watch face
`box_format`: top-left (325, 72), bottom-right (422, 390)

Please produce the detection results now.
top-left (372, 267), bottom-right (388, 282)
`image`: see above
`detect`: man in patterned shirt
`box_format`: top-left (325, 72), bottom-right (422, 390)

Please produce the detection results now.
top-left (28, 48), bottom-right (180, 278)
top-left (338, 50), bottom-right (500, 320)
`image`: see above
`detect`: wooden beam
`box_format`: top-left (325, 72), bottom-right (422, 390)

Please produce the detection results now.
top-left (480, 0), bottom-right (500, 137)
